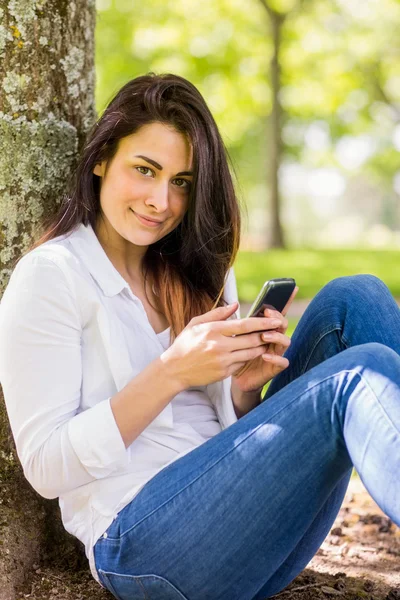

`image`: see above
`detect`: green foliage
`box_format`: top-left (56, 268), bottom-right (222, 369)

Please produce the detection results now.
top-left (95, 0), bottom-right (400, 243)
top-left (96, 0), bottom-right (272, 145)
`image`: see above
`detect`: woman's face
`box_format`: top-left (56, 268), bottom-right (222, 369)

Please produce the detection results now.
top-left (94, 121), bottom-right (193, 258)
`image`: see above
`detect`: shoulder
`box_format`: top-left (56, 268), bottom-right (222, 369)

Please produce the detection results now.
top-left (10, 227), bottom-right (94, 295)
top-left (0, 234), bottom-right (95, 332)
top-left (16, 233), bottom-right (81, 276)
top-left (3, 233), bottom-right (86, 309)
top-left (3, 231), bottom-right (102, 327)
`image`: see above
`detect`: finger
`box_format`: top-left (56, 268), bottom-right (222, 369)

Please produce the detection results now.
top-left (260, 331), bottom-right (291, 349)
top-left (191, 303), bottom-right (238, 326)
top-left (282, 286), bottom-right (299, 317)
top-left (261, 354), bottom-right (289, 370)
top-left (230, 343), bottom-right (268, 365)
top-left (226, 330), bottom-right (285, 353)
top-left (230, 361), bottom-right (248, 377)
top-left (262, 309), bottom-right (288, 332)
top-left (271, 342), bottom-right (288, 357)
top-left (263, 307), bottom-right (282, 319)
top-left (219, 316), bottom-right (286, 338)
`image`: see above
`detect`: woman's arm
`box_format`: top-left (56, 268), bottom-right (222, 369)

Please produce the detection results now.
top-left (0, 254), bottom-right (183, 499)
top-left (110, 357), bottom-right (184, 448)
top-left (231, 378), bottom-right (262, 418)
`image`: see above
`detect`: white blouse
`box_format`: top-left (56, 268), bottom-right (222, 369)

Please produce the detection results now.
top-left (0, 222), bottom-right (240, 585)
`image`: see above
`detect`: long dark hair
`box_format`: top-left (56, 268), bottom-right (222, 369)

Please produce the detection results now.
top-left (30, 73), bottom-right (242, 342)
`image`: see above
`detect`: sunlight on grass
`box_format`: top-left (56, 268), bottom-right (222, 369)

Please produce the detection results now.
top-left (287, 318), bottom-right (298, 338)
top-left (235, 249), bottom-right (400, 301)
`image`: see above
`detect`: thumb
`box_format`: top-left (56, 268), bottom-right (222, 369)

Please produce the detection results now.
top-left (191, 301), bottom-right (238, 325)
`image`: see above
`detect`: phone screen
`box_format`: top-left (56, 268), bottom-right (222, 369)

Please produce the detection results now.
top-left (246, 278), bottom-right (296, 318)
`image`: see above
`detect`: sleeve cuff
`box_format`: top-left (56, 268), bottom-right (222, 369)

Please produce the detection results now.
top-left (68, 398), bottom-right (129, 478)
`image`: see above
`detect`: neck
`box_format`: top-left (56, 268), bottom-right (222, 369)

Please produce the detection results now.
top-left (94, 215), bottom-right (146, 282)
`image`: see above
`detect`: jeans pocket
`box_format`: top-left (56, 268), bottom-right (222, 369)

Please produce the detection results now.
top-left (99, 570), bottom-right (189, 600)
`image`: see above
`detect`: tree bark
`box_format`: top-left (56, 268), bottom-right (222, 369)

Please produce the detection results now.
top-left (0, 1), bottom-right (96, 597)
top-left (268, 9), bottom-right (285, 248)
top-left (258, 0), bottom-right (286, 248)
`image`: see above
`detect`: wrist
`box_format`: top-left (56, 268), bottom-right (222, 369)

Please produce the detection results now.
top-left (231, 379), bottom-right (262, 418)
top-left (158, 351), bottom-right (188, 394)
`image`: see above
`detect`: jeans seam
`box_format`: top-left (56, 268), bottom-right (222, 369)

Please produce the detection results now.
top-left (119, 368), bottom-right (359, 540)
top-left (99, 570), bottom-right (120, 598)
top-left (301, 325), bottom-right (347, 375)
top-left (137, 577), bottom-right (150, 600)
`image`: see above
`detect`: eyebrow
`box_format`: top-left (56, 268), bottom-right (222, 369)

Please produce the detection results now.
top-left (135, 155), bottom-right (193, 177)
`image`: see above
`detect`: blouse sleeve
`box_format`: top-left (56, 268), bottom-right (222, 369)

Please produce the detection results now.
top-left (204, 265), bottom-right (241, 429)
top-left (223, 266), bottom-right (241, 319)
top-left (0, 253), bottom-right (128, 500)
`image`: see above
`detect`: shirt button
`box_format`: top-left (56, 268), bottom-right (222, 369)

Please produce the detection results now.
top-left (103, 532), bottom-right (108, 539)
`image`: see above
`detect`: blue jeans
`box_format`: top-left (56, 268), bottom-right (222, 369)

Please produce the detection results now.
top-left (94, 275), bottom-right (400, 600)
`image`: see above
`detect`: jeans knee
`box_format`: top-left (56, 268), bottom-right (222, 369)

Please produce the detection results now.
top-left (319, 275), bottom-right (391, 306)
top-left (350, 342), bottom-right (400, 373)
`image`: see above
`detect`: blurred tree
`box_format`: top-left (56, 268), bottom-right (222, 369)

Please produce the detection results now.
top-left (257, 0), bottom-right (312, 248)
top-left (257, 0), bottom-right (286, 248)
top-left (281, 0), bottom-right (400, 243)
top-left (95, 0), bottom-right (400, 248)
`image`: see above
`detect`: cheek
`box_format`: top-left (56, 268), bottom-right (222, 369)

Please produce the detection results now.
top-left (172, 207), bottom-right (188, 222)
top-left (171, 193), bottom-right (189, 215)
top-left (99, 178), bottom-right (120, 205)
top-left (105, 170), bottom-right (134, 197)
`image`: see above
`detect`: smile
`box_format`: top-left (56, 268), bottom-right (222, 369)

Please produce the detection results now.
top-left (131, 210), bottom-right (163, 227)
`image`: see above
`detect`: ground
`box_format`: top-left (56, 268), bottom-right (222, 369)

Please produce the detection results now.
top-left (310, 476), bottom-right (399, 589)
top-left (15, 476), bottom-right (399, 600)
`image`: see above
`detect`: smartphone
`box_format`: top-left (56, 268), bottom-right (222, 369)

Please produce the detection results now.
top-left (246, 278), bottom-right (296, 318)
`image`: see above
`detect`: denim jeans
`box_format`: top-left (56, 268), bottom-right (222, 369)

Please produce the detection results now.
top-left (94, 275), bottom-right (400, 600)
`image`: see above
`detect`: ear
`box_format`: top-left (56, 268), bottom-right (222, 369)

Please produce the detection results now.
top-left (93, 162), bottom-right (104, 177)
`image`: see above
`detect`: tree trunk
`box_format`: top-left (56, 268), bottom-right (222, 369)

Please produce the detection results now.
top-left (268, 9), bottom-right (285, 249)
top-left (0, 1), bottom-right (96, 597)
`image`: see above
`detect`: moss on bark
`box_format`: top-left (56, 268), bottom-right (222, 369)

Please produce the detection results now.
top-left (0, 1), bottom-right (96, 597)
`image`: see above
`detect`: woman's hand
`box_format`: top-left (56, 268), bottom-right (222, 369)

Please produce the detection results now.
top-left (161, 302), bottom-right (292, 390)
top-left (231, 286), bottom-right (299, 394)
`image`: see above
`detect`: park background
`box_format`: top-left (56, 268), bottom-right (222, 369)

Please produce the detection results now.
top-left (95, 0), bottom-right (400, 335)
top-left (95, 4), bottom-right (400, 583)
top-left (0, 0), bottom-right (399, 598)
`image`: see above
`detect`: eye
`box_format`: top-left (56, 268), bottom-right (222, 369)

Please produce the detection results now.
top-left (173, 178), bottom-right (191, 189)
top-left (136, 166), bottom-right (154, 177)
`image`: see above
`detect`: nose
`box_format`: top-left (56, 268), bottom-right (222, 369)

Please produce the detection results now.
top-left (145, 180), bottom-right (169, 213)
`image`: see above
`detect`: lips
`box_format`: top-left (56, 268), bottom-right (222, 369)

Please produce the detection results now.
top-left (138, 214), bottom-right (162, 223)
top-left (131, 210), bottom-right (164, 226)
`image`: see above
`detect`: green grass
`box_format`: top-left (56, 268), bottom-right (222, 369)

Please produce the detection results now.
top-left (286, 318), bottom-right (299, 338)
top-left (235, 248), bottom-right (400, 302)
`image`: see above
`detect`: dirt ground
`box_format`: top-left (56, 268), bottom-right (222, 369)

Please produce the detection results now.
top-left (15, 476), bottom-right (399, 600)
top-left (309, 476), bottom-right (399, 588)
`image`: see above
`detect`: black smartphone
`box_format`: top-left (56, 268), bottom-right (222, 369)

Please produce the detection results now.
top-left (245, 278), bottom-right (296, 318)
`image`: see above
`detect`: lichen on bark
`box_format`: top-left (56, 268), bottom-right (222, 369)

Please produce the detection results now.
top-left (0, 114), bottom-right (77, 286)
top-left (0, 0), bottom-right (96, 271)
top-left (0, 1), bottom-right (96, 597)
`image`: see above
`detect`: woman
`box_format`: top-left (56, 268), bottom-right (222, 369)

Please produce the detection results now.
top-left (0, 73), bottom-right (398, 600)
